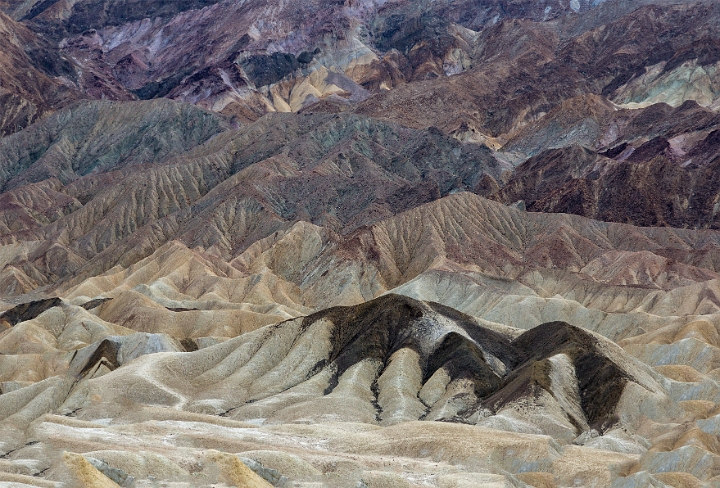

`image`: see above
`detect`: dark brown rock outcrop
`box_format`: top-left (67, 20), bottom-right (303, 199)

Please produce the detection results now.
top-left (0, 297), bottom-right (62, 326)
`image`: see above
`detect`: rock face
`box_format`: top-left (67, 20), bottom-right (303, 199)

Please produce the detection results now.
top-left (493, 97), bottom-right (720, 228)
top-left (179, 294), bottom-right (664, 438)
top-left (0, 193), bottom-right (719, 485)
top-left (0, 1), bottom-right (720, 487)
top-left (0, 108), bottom-right (506, 297)
top-left (0, 11), bottom-right (77, 136)
top-left (0, 0), bottom-right (702, 133)
top-left (0, 293), bottom-right (696, 487)
top-left (0, 98), bottom-right (229, 191)
top-left (0, 297), bottom-right (62, 326)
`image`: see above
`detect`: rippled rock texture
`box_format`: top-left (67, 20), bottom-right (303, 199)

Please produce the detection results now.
top-left (0, 1), bottom-right (719, 487)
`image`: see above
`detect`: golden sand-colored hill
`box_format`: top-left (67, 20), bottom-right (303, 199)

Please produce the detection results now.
top-left (0, 193), bottom-right (719, 486)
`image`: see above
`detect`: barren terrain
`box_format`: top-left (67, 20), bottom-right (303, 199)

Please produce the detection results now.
top-left (0, 0), bottom-right (719, 487)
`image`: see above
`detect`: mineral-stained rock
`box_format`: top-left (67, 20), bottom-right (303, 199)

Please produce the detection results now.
top-left (0, 2), bottom-right (718, 487)
top-left (0, 12), bottom-right (77, 137)
top-left (0, 297), bottom-right (62, 326)
top-left (0, 98), bottom-right (229, 191)
top-left (85, 457), bottom-right (135, 487)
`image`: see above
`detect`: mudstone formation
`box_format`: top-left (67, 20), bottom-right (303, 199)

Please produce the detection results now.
top-left (0, 0), bottom-right (719, 487)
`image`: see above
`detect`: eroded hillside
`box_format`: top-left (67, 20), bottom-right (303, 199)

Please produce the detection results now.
top-left (0, 1), bottom-right (719, 487)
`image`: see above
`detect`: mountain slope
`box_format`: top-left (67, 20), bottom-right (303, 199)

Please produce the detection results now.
top-left (0, 109), bottom-right (506, 297)
top-left (0, 292), bottom-right (716, 486)
top-left (0, 11), bottom-right (77, 136)
top-left (1, 155), bottom-right (720, 486)
top-left (494, 98), bottom-right (720, 228)
top-left (0, 1), bottom-right (719, 487)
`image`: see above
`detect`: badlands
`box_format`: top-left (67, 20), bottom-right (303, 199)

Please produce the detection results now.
top-left (1, 191), bottom-right (720, 487)
top-left (0, 0), bottom-right (719, 487)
